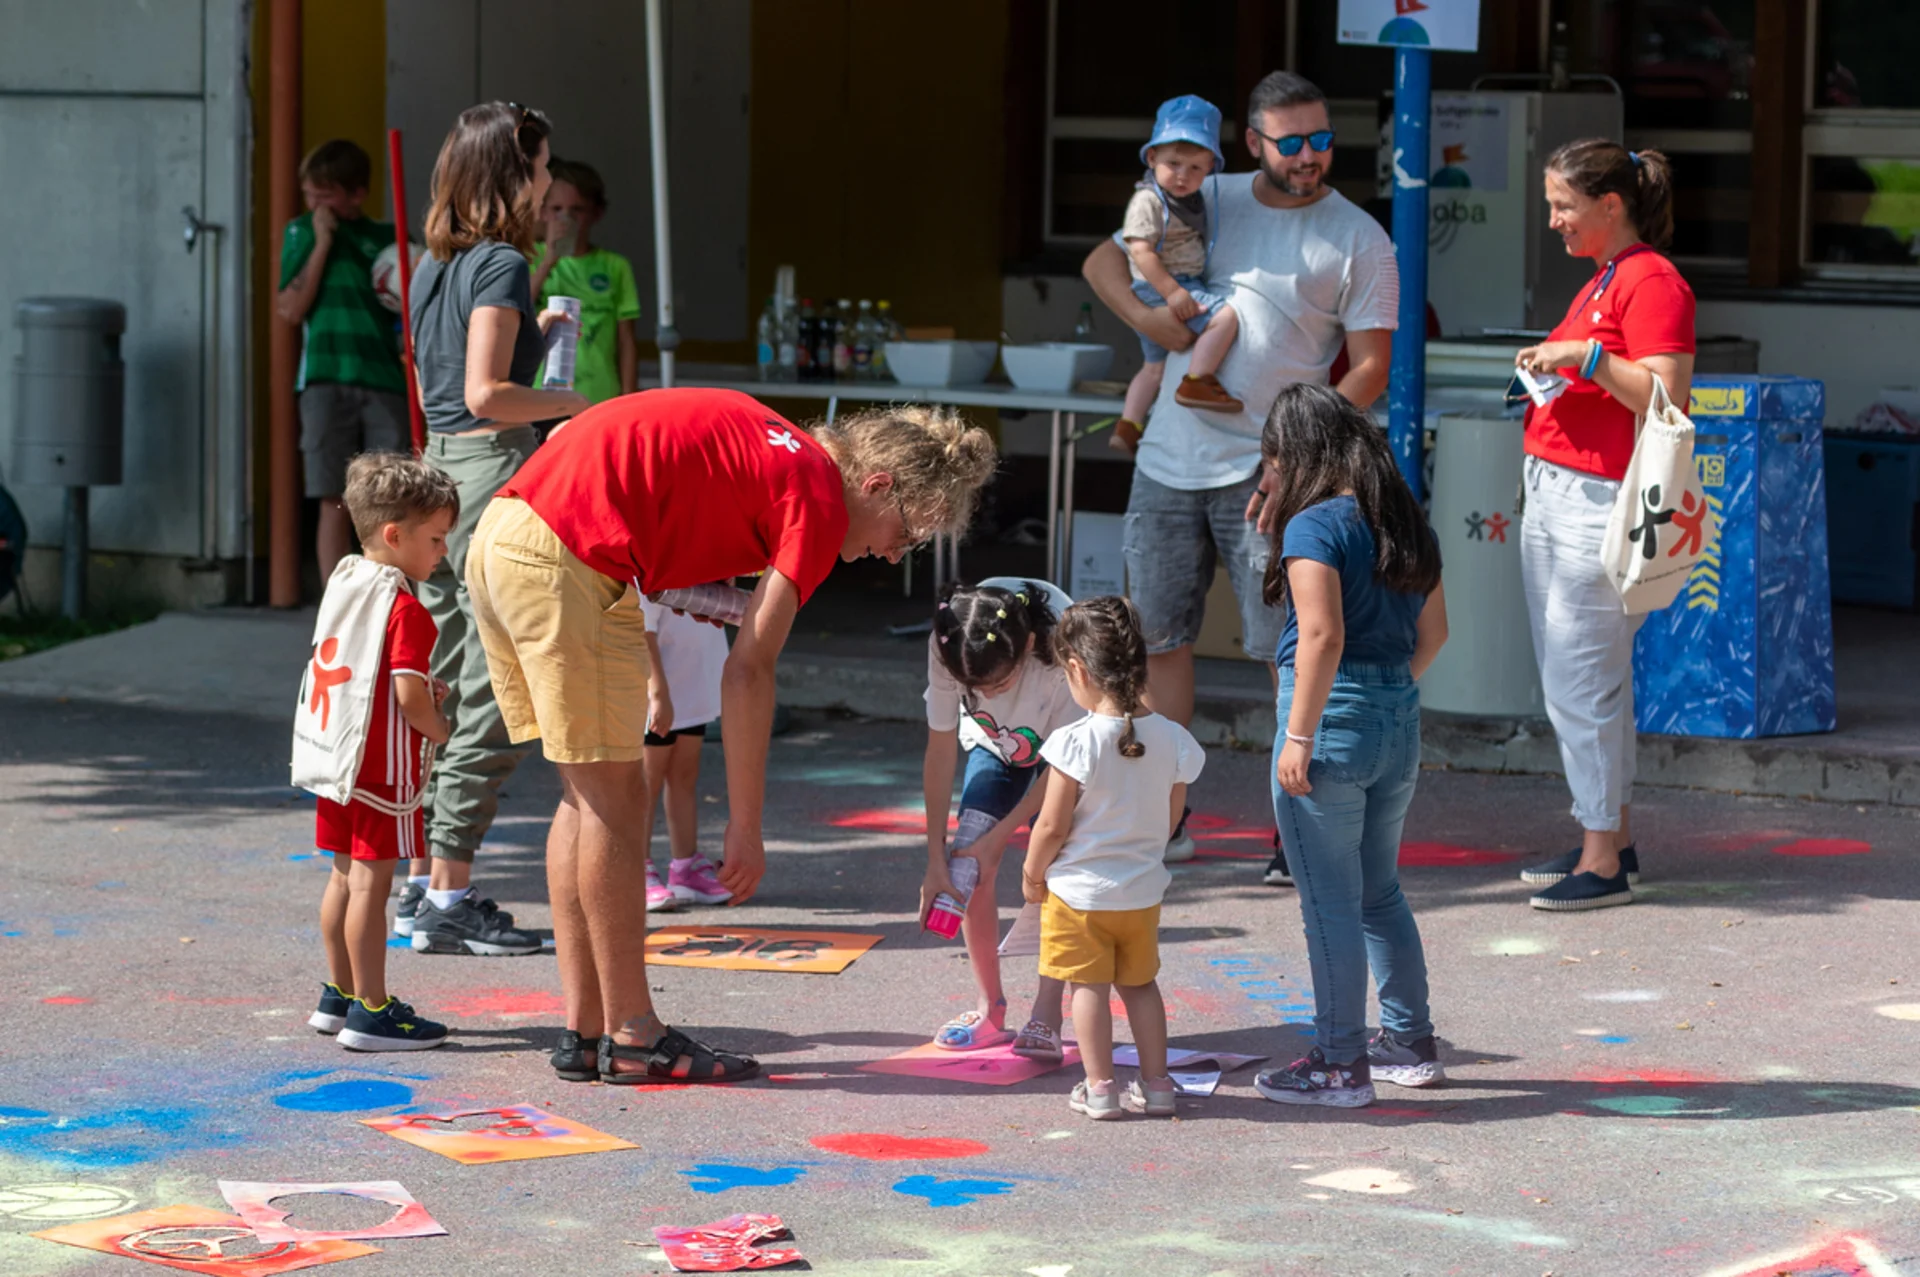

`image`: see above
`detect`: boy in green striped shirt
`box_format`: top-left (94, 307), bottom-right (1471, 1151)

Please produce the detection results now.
top-left (276, 140), bottom-right (410, 585)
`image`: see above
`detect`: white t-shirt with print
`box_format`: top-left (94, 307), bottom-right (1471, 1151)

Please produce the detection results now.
top-left (925, 645), bottom-right (1083, 768)
top-left (1132, 176), bottom-right (1400, 491)
top-left (639, 597), bottom-right (729, 731)
top-left (1038, 711), bottom-right (1205, 911)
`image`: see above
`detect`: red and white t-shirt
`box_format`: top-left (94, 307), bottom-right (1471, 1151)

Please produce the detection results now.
top-left (1525, 245), bottom-right (1695, 481)
top-left (500, 387), bottom-right (850, 602)
top-left (356, 588), bottom-right (438, 804)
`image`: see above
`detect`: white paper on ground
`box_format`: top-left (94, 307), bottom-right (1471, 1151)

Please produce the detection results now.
top-left (1169, 1068), bottom-right (1222, 1096)
top-left (1114, 1045), bottom-right (1267, 1093)
top-left (998, 902), bottom-right (1043, 958)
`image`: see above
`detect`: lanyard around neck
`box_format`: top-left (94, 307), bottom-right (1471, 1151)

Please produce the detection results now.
top-left (1589, 244), bottom-right (1650, 303)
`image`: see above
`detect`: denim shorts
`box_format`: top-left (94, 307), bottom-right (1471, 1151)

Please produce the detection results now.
top-left (1130, 276), bottom-right (1227, 363)
top-left (1122, 466), bottom-right (1285, 662)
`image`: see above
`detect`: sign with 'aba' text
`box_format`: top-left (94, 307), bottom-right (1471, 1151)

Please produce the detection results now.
top-left (1339, 0), bottom-right (1481, 52)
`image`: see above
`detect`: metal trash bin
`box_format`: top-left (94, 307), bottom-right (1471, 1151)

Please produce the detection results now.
top-left (11, 297), bottom-right (126, 616)
top-left (1420, 410), bottom-right (1544, 717)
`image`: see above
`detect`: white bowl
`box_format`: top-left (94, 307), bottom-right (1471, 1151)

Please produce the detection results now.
top-left (1000, 342), bottom-right (1114, 393)
top-left (882, 340), bottom-right (999, 387)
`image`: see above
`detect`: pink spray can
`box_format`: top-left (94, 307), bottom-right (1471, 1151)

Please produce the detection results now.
top-left (924, 855), bottom-right (980, 939)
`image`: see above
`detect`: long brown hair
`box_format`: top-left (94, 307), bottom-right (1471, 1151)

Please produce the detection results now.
top-left (423, 102), bottom-right (551, 261)
top-left (1546, 138), bottom-right (1675, 252)
top-left (1260, 384), bottom-right (1441, 609)
top-left (1051, 597), bottom-right (1150, 758)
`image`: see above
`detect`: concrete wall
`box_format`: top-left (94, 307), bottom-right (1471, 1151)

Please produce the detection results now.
top-left (0, 0), bottom-right (249, 578)
top-left (1696, 300), bottom-right (1916, 426)
top-left (385, 0), bottom-right (750, 345)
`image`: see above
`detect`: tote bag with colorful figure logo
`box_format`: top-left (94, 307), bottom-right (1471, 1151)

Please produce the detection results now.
top-left (1600, 374), bottom-right (1718, 615)
top-left (291, 556), bottom-right (404, 804)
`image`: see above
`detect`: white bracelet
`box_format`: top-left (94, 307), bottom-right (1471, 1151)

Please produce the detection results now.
top-left (1285, 731), bottom-right (1314, 746)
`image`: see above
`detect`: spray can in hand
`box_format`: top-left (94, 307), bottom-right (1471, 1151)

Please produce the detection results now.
top-left (540, 296), bottom-right (582, 389)
top-left (646, 582), bottom-right (753, 627)
top-left (924, 855), bottom-right (980, 939)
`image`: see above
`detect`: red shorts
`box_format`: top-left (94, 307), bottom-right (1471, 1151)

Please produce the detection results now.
top-left (316, 795), bottom-right (424, 862)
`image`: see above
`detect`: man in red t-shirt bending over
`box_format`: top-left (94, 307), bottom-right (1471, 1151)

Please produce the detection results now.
top-left (469, 387), bottom-right (995, 1084)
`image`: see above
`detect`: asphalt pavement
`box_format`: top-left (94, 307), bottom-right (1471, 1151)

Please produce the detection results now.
top-left (2, 694), bottom-right (1918, 1276)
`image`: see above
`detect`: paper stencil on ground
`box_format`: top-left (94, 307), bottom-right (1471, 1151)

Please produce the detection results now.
top-left (997, 903), bottom-right (1042, 958)
top-left (360, 1105), bottom-right (635, 1165)
top-left (647, 926), bottom-right (882, 974)
top-left (860, 1040), bottom-right (1081, 1086)
top-left (1114, 1045), bottom-right (1268, 1095)
top-left (33, 1204), bottom-right (378, 1275)
top-left (654, 1213), bottom-right (802, 1272)
top-left (217, 1181), bottom-right (445, 1244)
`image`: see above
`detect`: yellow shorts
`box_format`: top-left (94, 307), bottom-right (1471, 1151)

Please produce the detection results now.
top-left (466, 497), bottom-right (652, 764)
top-left (1038, 894), bottom-right (1161, 987)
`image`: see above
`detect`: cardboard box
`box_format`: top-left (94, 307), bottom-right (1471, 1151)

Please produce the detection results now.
top-left (1068, 512), bottom-right (1126, 600)
top-left (1193, 566), bottom-right (1256, 661)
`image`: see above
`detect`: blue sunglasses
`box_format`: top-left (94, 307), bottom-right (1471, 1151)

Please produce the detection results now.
top-left (1253, 127), bottom-right (1336, 157)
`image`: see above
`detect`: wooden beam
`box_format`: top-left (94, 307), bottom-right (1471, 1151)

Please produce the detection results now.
top-left (1749, 0), bottom-right (1808, 288)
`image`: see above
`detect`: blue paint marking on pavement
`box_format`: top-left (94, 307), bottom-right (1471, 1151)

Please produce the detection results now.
top-left (0, 1103), bottom-right (240, 1168)
top-left (388, 936), bottom-right (410, 948)
top-left (274, 1079), bottom-right (415, 1112)
top-left (0, 1106), bottom-right (52, 1119)
top-left (1598, 1035), bottom-right (1632, 1044)
top-left (892, 1175), bottom-right (1017, 1208)
top-left (95, 881), bottom-right (126, 890)
top-left (52, 928), bottom-right (78, 937)
top-left (288, 852), bottom-right (323, 861)
top-left (0, 931), bottom-right (20, 938)
top-left (681, 1164), bottom-right (809, 1194)
top-left (1209, 955), bottom-right (1316, 1029)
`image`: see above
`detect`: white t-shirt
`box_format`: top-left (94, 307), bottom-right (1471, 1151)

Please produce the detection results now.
top-left (1131, 177), bottom-right (1400, 491)
top-left (1038, 711), bottom-right (1205, 911)
top-left (639, 598), bottom-right (729, 731)
top-left (925, 645), bottom-right (1083, 767)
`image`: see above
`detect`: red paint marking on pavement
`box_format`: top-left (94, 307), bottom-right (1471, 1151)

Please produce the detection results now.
top-left (1398, 842), bottom-right (1522, 867)
top-left (811, 1133), bottom-right (989, 1160)
top-left (1576, 1066), bottom-right (1721, 1086)
top-left (1193, 845), bottom-right (1268, 862)
top-left (1772, 838), bottom-right (1872, 858)
top-left (1169, 989), bottom-right (1228, 1018)
top-left (41, 996), bottom-right (90, 1005)
top-left (437, 989), bottom-right (567, 1018)
top-left (828, 808), bottom-right (958, 836)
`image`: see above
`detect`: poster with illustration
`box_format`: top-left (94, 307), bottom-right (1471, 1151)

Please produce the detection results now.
top-left (361, 1104), bottom-right (635, 1165)
top-left (646, 926), bottom-right (883, 974)
top-left (1430, 96), bottom-right (1510, 191)
top-left (1338, 0), bottom-right (1481, 52)
top-left (217, 1181), bottom-right (445, 1244)
top-left (33, 1204), bottom-right (377, 1275)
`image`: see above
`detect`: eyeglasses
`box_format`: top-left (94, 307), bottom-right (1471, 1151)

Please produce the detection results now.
top-left (893, 491), bottom-right (933, 554)
top-left (1251, 127), bottom-right (1336, 157)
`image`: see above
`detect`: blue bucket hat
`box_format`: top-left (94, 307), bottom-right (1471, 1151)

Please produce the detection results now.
top-left (1141, 94), bottom-right (1224, 169)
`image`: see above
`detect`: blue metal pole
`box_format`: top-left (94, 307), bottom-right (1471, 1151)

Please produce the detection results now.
top-left (1387, 46), bottom-right (1432, 502)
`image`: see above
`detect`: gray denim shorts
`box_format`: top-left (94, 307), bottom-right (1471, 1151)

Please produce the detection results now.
top-left (1122, 466), bottom-right (1284, 662)
top-left (299, 383), bottom-right (410, 498)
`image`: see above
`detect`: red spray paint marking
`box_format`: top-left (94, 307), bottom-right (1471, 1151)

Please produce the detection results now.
top-left (41, 996), bottom-right (90, 1005)
top-left (810, 1133), bottom-right (989, 1161)
top-left (1193, 845), bottom-right (1268, 862)
top-left (1715, 1234), bottom-right (1889, 1277)
top-left (1575, 1066), bottom-right (1722, 1086)
top-left (1398, 842), bottom-right (1523, 867)
top-left (829, 808), bottom-right (958, 837)
top-left (1772, 838), bottom-right (1872, 858)
top-left (437, 989), bottom-right (567, 1018)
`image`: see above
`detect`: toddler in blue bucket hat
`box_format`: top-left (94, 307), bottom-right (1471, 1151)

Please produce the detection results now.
top-left (1111, 95), bottom-right (1242, 455)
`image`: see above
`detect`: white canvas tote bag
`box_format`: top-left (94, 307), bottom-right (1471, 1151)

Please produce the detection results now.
top-left (1600, 374), bottom-right (1718, 615)
top-left (291, 556), bottom-right (410, 806)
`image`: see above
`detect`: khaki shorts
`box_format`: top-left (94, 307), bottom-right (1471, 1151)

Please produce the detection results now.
top-left (466, 497), bottom-right (651, 764)
top-left (1038, 894), bottom-right (1161, 986)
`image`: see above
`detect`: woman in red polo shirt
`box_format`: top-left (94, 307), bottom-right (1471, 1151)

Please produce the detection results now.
top-left (1512, 141), bottom-right (1694, 913)
top-left (467, 387), bottom-right (995, 1085)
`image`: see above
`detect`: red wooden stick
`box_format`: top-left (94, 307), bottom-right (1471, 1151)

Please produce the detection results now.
top-left (388, 128), bottom-right (427, 453)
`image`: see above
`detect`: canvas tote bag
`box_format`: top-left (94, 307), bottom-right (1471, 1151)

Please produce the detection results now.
top-left (1600, 373), bottom-right (1718, 615)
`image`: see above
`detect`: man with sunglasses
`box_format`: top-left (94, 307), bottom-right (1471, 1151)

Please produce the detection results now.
top-left (1082, 71), bottom-right (1398, 879)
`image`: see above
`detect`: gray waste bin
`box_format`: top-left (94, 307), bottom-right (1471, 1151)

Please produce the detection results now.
top-left (12, 297), bottom-right (126, 486)
top-left (1420, 411), bottom-right (1544, 717)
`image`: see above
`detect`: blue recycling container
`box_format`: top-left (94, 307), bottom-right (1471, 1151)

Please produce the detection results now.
top-left (1633, 375), bottom-right (1835, 738)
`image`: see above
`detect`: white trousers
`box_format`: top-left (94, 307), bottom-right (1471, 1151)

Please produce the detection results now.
top-left (1520, 456), bottom-right (1644, 832)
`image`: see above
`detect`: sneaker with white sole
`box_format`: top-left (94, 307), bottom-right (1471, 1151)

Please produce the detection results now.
top-left (1164, 805), bottom-right (1196, 863)
top-left (1520, 844), bottom-right (1641, 886)
top-left (393, 883), bottom-right (426, 937)
top-left (1255, 1048), bottom-right (1376, 1108)
top-left (336, 996), bottom-right (448, 1052)
top-left (308, 981), bottom-right (352, 1034)
top-left (1070, 1078), bottom-right (1124, 1121)
top-left (1123, 1076), bottom-right (1179, 1117)
top-left (411, 893), bottom-right (541, 956)
top-left (1367, 1030), bottom-right (1445, 1087)
top-left (1529, 869), bottom-right (1634, 912)
top-left (669, 856), bottom-right (732, 905)
top-left (645, 861), bottom-right (681, 913)
top-left (1264, 833), bottom-right (1294, 886)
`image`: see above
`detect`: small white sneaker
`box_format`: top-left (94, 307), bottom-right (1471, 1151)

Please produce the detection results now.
top-left (1070, 1078), bottom-right (1124, 1121)
top-left (1123, 1076), bottom-right (1178, 1117)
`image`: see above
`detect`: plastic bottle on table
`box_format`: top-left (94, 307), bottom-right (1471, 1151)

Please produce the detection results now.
top-left (755, 296), bottom-right (779, 381)
top-left (645, 582), bottom-right (752, 628)
top-left (776, 297), bottom-right (798, 381)
top-left (852, 299), bottom-right (876, 381)
top-left (831, 299), bottom-right (855, 381)
top-left (796, 298), bottom-right (818, 382)
top-left (540, 296), bottom-right (581, 389)
top-left (923, 855), bottom-right (980, 939)
top-left (1072, 301), bottom-right (1096, 340)
top-left (873, 299), bottom-right (899, 382)
top-left (812, 300), bottom-right (837, 382)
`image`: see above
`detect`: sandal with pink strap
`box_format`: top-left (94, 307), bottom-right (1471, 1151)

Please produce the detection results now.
top-left (933, 1010), bottom-right (1013, 1051)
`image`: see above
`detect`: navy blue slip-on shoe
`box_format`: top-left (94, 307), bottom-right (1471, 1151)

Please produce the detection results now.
top-left (1529, 869), bottom-right (1634, 912)
top-left (1520, 844), bottom-right (1640, 886)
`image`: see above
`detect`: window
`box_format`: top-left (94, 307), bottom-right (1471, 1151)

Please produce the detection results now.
top-left (1804, 1), bottom-right (1920, 277)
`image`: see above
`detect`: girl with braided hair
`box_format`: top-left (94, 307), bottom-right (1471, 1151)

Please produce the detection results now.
top-left (922, 577), bottom-right (1081, 1057)
top-left (1021, 596), bottom-right (1205, 1120)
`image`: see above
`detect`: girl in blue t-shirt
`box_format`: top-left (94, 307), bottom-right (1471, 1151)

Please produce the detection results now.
top-left (1251, 384), bottom-right (1450, 1110)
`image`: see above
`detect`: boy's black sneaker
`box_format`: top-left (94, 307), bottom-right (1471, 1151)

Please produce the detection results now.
top-left (411, 893), bottom-right (541, 956)
top-left (1520, 844), bottom-right (1640, 886)
top-left (1530, 869), bottom-right (1634, 912)
top-left (1264, 831), bottom-right (1294, 886)
top-left (1367, 1029), bottom-right (1444, 1087)
top-left (393, 882), bottom-right (426, 937)
top-left (308, 982), bottom-right (352, 1035)
top-left (1255, 1048), bottom-right (1375, 1108)
top-left (336, 997), bottom-right (448, 1052)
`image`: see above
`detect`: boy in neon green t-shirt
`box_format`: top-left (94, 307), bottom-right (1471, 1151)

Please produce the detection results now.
top-left (531, 159), bottom-right (641, 405)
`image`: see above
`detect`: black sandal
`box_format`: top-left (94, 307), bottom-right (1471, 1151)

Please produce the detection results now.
top-left (598, 1028), bottom-right (759, 1085)
top-left (550, 1030), bottom-right (598, 1082)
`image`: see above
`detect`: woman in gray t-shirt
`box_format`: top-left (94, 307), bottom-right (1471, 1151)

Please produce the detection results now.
top-left (402, 103), bottom-right (588, 974)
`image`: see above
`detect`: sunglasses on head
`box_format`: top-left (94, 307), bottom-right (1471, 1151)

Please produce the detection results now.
top-left (507, 101), bottom-right (547, 156)
top-left (1252, 127), bottom-right (1336, 157)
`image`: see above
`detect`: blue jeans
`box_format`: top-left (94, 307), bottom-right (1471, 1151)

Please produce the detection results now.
top-left (954, 747), bottom-right (1038, 849)
top-left (1272, 663), bottom-right (1433, 1063)
top-left (1130, 275), bottom-right (1227, 362)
